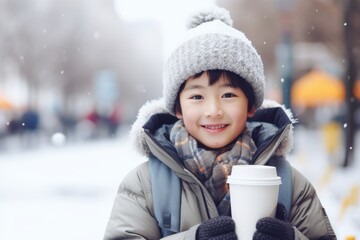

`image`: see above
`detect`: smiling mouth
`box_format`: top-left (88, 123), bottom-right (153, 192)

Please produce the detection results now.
top-left (202, 124), bottom-right (228, 130)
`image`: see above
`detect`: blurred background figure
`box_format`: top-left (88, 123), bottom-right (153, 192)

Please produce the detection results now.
top-left (20, 106), bottom-right (40, 148)
top-left (106, 103), bottom-right (122, 137)
top-left (6, 114), bottom-right (21, 136)
top-left (81, 104), bottom-right (122, 139)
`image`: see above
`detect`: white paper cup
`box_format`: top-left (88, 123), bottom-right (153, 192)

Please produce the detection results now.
top-left (227, 165), bottom-right (281, 240)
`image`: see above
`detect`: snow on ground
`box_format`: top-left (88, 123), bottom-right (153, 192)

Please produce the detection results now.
top-left (0, 127), bottom-right (359, 239)
top-left (289, 127), bottom-right (360, 240)
top-left (0, 134), bottom-right (146, 240)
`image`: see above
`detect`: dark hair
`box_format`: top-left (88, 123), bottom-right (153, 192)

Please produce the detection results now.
top-left (174, 70), bottom-right (255, 114)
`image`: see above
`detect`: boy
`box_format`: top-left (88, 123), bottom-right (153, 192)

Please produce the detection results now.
top-left (104, 6), bottom-right (336, 240)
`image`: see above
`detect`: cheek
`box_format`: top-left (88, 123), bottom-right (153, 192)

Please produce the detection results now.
top-left (179, 101), bottom-right (198, 117)
top-left (227, 105), bottom-right (248, 121)
top-left (182, 111), bottom-right (197, 125)
top-left (232, 111), bottom-right (247, 121)
top-left (183, 116), bottom-right (198, 137)
top-left (181, 108), bottom-right (199, 130)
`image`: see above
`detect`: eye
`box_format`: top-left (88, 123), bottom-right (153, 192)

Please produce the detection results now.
top-left (222, 93), bottom-right (236, 98)
top-left (190, 95), bottom-right (203, 100)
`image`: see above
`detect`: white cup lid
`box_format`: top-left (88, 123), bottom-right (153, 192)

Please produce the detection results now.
top-left (227, 165), bottom-right (281, 185)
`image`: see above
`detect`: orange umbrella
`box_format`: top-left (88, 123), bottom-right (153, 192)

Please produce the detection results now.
top-left (0, 94), bottom-right (15, 110)
top-left (354, 80), bottom-right (360, 100)
top-left (291, 69), bottom-right (345, 107)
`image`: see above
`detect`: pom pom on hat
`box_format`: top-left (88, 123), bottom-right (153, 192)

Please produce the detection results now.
top-left (186, 6), bottom-right (233, 29)
top-left (163, 6), bottom-right (265, 115)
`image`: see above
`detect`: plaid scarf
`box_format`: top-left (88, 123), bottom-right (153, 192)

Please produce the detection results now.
top-left (170, 120), bottom-right (257, 216)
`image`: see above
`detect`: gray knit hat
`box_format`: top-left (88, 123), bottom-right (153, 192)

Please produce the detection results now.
top-left (163, 6), bottom-right (265, 114)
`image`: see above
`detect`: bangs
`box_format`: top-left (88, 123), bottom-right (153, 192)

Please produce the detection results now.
top-left (175, 70), bottom-right (255, 113)
top-left (200, 70), bottom-right (255, 110)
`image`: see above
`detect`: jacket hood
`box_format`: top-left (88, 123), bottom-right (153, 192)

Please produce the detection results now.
top-left (130, 98), bottom-right (296, 158)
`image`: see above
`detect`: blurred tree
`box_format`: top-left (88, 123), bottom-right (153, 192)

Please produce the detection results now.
top-left (217, 0), bottom-right (280, 74)
top-left (342, 0), bottom-right (360, 167)
top-left (292, 0), bottom-right (344, 56)
top-left (0, 0), bottom-right (163, 122)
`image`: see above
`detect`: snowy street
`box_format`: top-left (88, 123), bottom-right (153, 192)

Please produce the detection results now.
top-left (0, 132), bottom-right (146, 240)
top-left (0, 127), bottom-right (359, 240)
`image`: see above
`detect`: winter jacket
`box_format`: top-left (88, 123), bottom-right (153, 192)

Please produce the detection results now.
top-left (104, 99), bottom-right (336, 240)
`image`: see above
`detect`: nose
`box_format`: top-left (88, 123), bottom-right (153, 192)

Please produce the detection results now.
top-left (204, 99), bottom-right (223, 118)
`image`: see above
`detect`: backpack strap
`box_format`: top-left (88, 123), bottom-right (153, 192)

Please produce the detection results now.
top-left (148, 155), bottom-right (181, 237)
top-left (266, 156), bottom-right (293, 221)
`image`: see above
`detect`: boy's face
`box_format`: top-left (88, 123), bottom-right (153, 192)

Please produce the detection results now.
top-left (176, 72), bottom-right (255, 149)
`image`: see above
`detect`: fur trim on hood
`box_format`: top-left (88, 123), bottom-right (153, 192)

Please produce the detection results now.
top-left (258, 99), bottom-right (296, 157)
top-left (130, 98), bottom-right (296, 158)
top-left (129, 98), bottom-right (168, 156)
